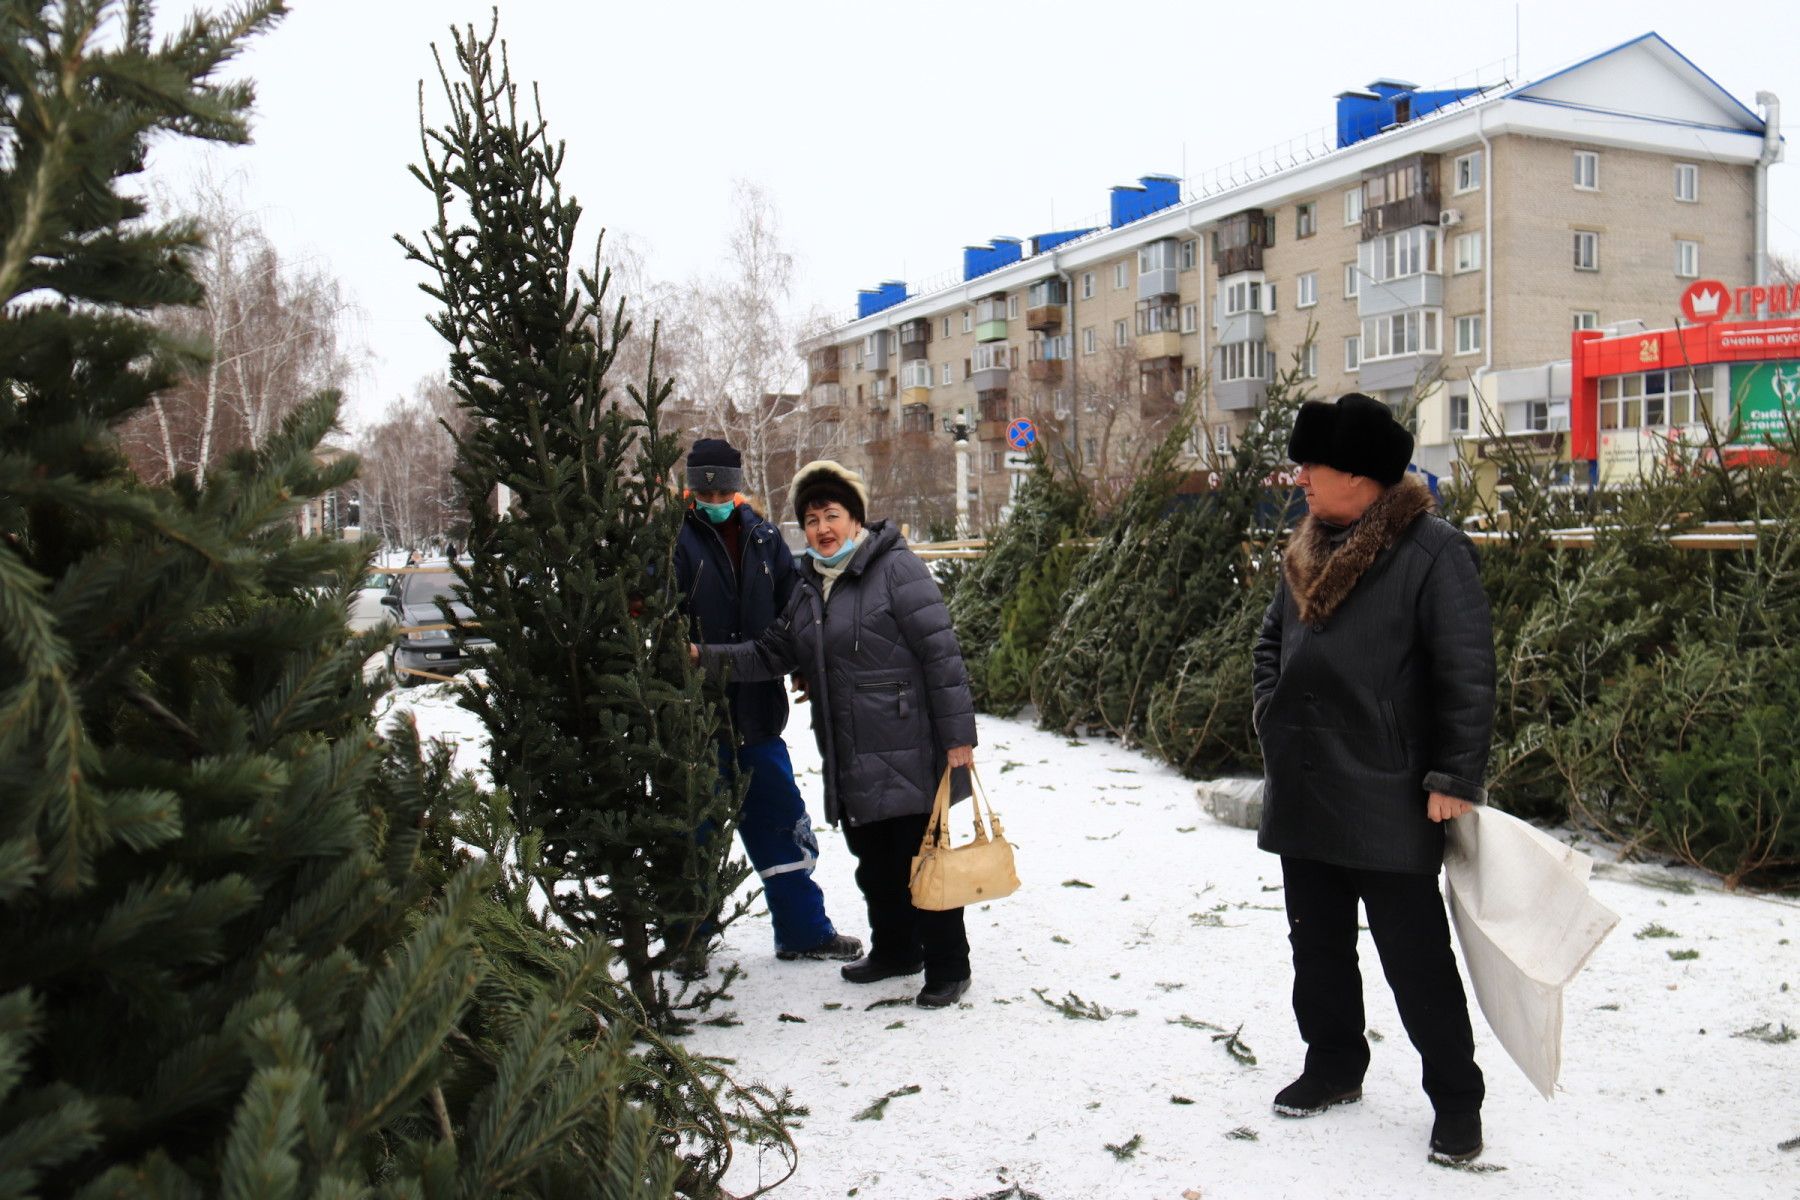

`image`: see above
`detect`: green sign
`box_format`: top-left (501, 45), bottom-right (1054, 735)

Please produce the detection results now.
top-left (1731, 363), bottom-right (1800, 445)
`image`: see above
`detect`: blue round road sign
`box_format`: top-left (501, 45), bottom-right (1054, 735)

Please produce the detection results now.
top-left (1006, 418), bottom-right (1037, 451)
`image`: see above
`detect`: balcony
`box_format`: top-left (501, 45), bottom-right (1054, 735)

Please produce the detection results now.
top-left (1360, 153), bottom-right (1440, 238)
top-left (979, 394), bottom-right (1009, 423)
top-left (809, 383), bottom-right (845, 423)
top-left (975, 296), bottom-right (1009, 343)
top-left (970, 344), bottom-right (1009, 394)
top-left (1139, 356), bottom-right (1182, 419)
top-left (866, 330), bottom-right (891, 374)
top-left (1137, 330), bottom-right (1182, 360)
top-left (808, 347), bottom-right (840, 385)
top-left (1212, 209), bottom-right (1268, 277)
top-left (1026, 278), bottom-right (1067, 332)
top-left (899, 318), bottom-right (930, 362)
top-left (1027, 357), bottom-right (1065, 383)
top-left (1137, 238), bottom-right (1179, 300)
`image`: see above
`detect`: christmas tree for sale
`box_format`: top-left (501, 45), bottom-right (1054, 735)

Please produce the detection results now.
top-left (402, 20), bottom-right (749, 1026)
top-left (947, 447), bottom-right (1089, 712)
top-left (0, 5), bottom-right (766, 1194)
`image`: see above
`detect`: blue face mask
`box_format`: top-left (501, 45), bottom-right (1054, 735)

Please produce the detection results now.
top-left (805, 537), bottom-right (858, 568)
top-left (696, 498), bottom-right (735, 524)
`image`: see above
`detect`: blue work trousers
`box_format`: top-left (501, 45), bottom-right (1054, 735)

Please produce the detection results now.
top-left (722, 738), bottom-right (836, 952)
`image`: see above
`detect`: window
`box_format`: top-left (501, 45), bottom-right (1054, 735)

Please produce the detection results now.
top-left (972, 343), bottom-right (1006, 372)
top-left (1114, 261), bottom-right (1128, 289)
top-left (1299, 343), bottom-right (1318, 379)
top-left (962, 357), bottom-right (971, 379)
top-left (1053, 388), bottom-right (1069, 417)
top-left (1007, 295), bottom-right (1020, 319)
top-left (1222, 277), bottom-right (1263, 316)
top-left (1573, 310), bottom-right (1599, 331)
top-left (1181, 303), bottom-right (1198, 333)
top-left (940, 362), bottom-right (952, 385)
top-left (1676, 240), bottom-right (1700, 279)
top-left (1082, 326), bottom-right (1097, 355)
top-left (1675, 162), bottom-right (1699, 203)
top-left (1296, 202), bottom-right (1317, 238)
top-left (942, 317), bottom-right (951, 338)
top-left (1218, 340), bottom-right (1268, 383)
top-left (1454, 314), bottom-right (1482, 356)
top-left (1114, 319), bottom-right (1129, 347)
top-left (1366, 227), bottom-right (1440, 281)
top-left (961, 310), bottom-right (972, 333)
top-left (1083, 437), bottom-right (1098, 461)
top-left (1454, 151), bottom-right (1483, 194)
top-left (1598, 368), bottom-right (1712, 431)
top-left (1360, 309), bottom-right (1442, 361)
top-left (1573, 150), bottom-right (1599, 191)
top-left (1453, 232), bottom-right (1483, 274)
top-left (901, 404), bottom-right (932, 434)
top-left (1449, 393), bottom-right (1471, 435)
top-left (1344, 335), bottom-right (1361, 371)
top-left (1080, 272), bottom-right (1095, 299)
top-left (1136, 300), bottom-right (1178, 335)
top-left (1573, 230), bottom-right (1599, 271)
top-left (1267, 283), bottom-right (1277, 312)
top-left (1343, 262), bottom-right (1360, 298)
top-left (1296, 272), bottom-right (1318, 308)
top-left (1524, 401), bottom-right (1551, 432)
top-left (1180, 239), bottom-right (1198, 270)
top-left (1344, 188), bottom-right (1363, 225)
top-left (900, 361), bottom-right (932, 390)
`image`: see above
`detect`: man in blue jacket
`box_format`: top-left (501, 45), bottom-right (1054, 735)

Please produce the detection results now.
top-left (675, 437), bottom-right (860, 963)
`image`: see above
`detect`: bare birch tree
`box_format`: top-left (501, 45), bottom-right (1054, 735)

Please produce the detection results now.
top-left (121, 174), bottom-right (360, 484)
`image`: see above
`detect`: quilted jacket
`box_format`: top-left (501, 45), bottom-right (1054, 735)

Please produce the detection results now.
top-left (700, 520), bottom-right (977, 827)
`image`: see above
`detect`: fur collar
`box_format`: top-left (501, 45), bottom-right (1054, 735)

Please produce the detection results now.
top-left (1284, 476), bottom-right (1434, 626)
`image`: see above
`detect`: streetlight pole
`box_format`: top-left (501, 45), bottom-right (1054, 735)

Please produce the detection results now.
top-left (943, 411), bottom-right (972, 537)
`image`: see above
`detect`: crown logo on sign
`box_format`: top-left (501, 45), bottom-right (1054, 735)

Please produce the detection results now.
top-left (1689, 287), bottom-right (1723, 316)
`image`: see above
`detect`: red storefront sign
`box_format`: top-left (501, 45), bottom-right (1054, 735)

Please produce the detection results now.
top-left (1570, 316), bottom-right (1800, 460)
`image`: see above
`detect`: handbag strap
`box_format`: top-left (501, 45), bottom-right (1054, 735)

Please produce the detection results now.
top-left (919, 764), bottom-right (1008, 853)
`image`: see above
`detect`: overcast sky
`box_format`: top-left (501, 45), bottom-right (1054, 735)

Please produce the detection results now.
top-left (147, 0), bottom-right (1800, 430)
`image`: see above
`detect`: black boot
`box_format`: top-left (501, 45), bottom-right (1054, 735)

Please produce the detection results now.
top-left (776, 933), bottom-right (864, 962)
top-left (1430, 1111), bottom-right (1483, 1162)
top-left (839, 955), bottom-right (924, 984)
top-left (1272, 1075), bottom-right (1363, 1117)
top-left (915, 978), bottom-right (971, 1008)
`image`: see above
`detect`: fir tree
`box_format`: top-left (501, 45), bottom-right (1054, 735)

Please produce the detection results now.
top-left (0, 5), bottom-right (771, 1193)
top-left (946, 448), bottom-right (1088, 712)
top-left (400, 19), bottom-right (750, 1029)
top-left (1032, 362), bottom-right (1307, 743)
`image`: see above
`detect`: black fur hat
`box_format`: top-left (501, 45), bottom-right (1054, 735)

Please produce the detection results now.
top-left (1286, 392), bottom-right (1414, 486)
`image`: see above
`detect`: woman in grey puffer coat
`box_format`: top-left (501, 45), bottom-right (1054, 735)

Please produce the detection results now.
top-left (695, 460), bottom-right (979, 1008)
top-left (694, 464), bottom-right (979, 1007)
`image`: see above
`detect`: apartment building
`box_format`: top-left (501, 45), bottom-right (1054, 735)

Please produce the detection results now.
top-left (802, 34), bottom-right (1782, 530)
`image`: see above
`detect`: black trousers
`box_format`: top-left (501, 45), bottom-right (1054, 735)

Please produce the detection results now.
top-left (842, 811), bottom-right (970, 984)
top-left (1281, 855), bottom-right (1484, 1115)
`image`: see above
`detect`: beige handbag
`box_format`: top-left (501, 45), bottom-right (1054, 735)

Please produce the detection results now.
top-left (909, 767), bottom-right (1019, 911)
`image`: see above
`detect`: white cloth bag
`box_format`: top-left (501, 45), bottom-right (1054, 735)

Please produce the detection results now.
top-left (1443, 806), bottom-right (1620, 1099)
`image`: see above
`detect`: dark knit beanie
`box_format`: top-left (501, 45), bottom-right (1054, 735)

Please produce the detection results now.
top-left (791, 460), bottom-right (868, 526)
top-left (687, 437), bottom-right (744, 493)
top-left (1286, 392), bottom-right (1415, 486)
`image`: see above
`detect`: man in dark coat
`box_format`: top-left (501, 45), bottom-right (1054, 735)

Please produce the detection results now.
top-left (673, 438), bottom-right (860, 963)
top-left (697, 460), bottom-right (980, 1008)
top-left (1252, 393), bottom-right (1495, 1163)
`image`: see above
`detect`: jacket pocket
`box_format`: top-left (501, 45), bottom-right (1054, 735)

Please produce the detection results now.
top-left (852, 668), bottom-right (925, 755)
top-left (1378, 699), bottom-right (1405, 771)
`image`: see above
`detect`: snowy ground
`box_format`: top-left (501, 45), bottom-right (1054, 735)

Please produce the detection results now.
top-left (390, 682), bottom-right (1800, 1199)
